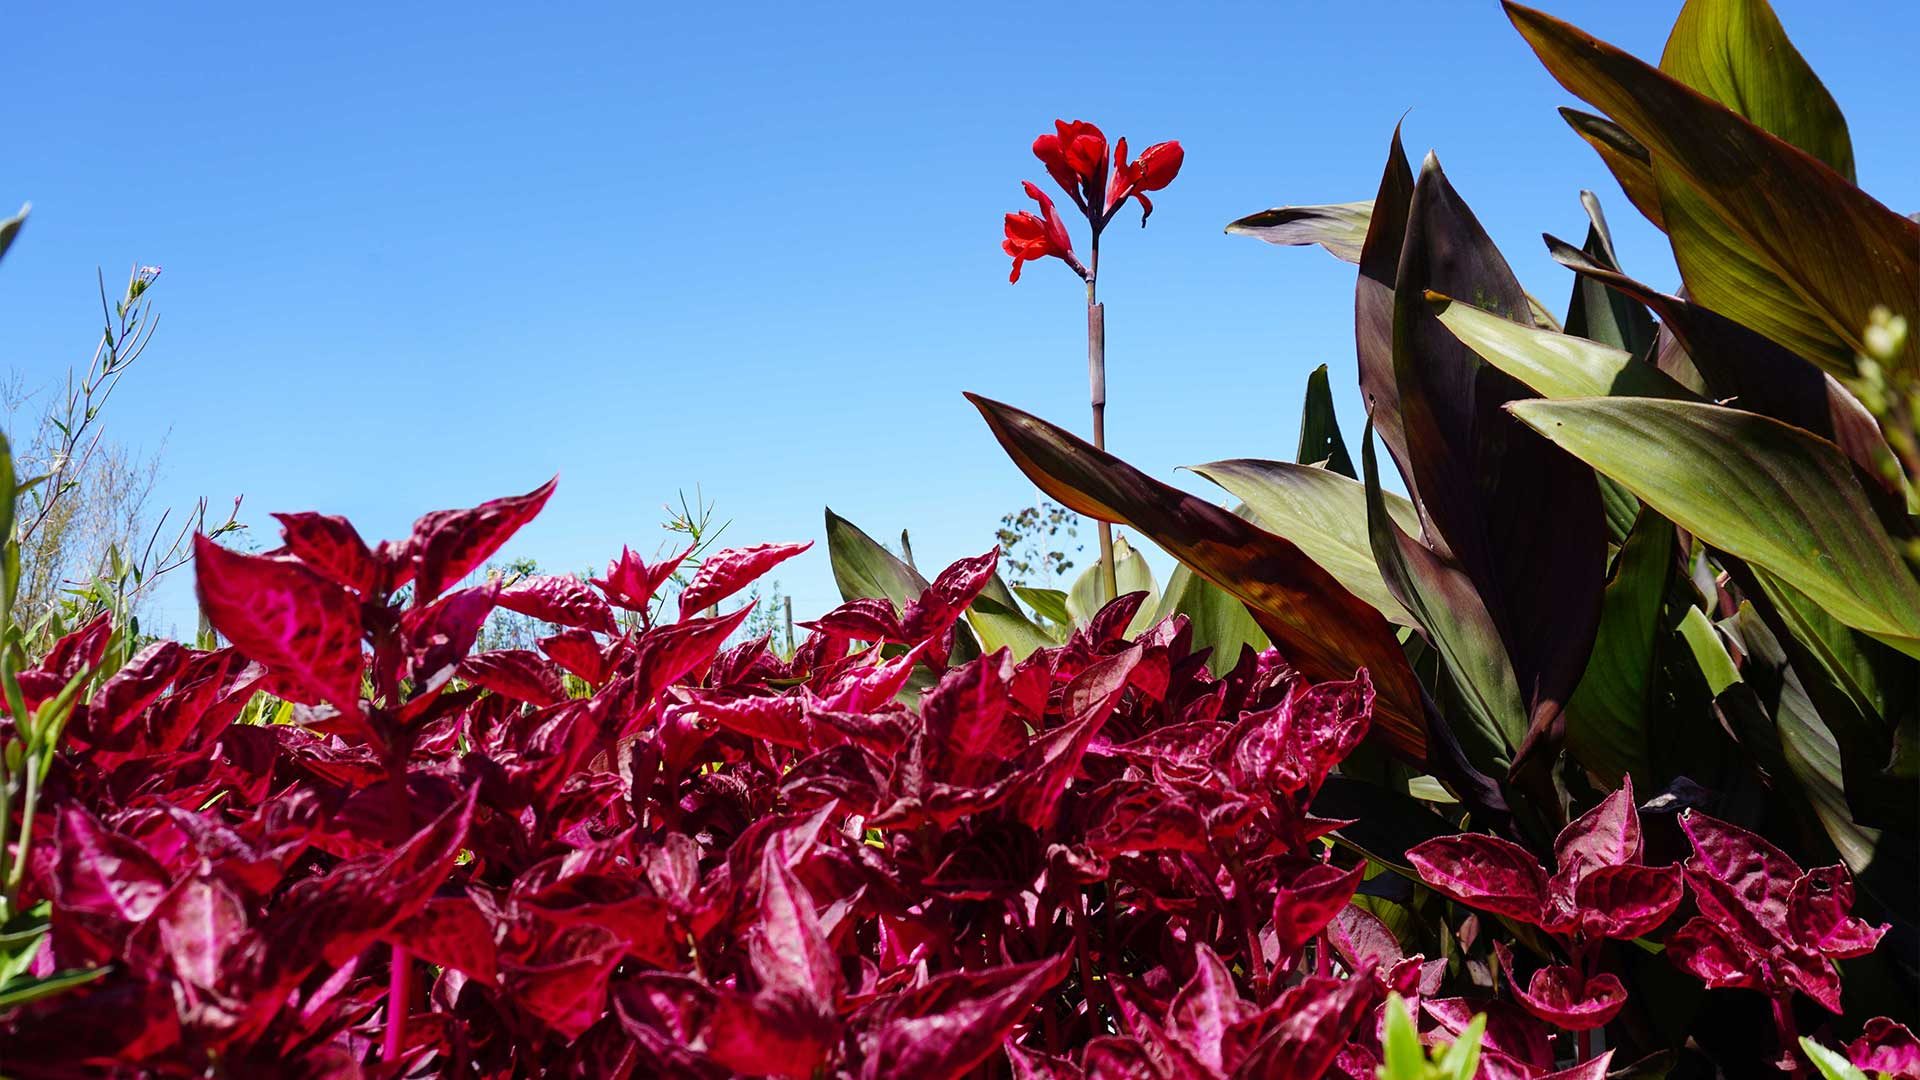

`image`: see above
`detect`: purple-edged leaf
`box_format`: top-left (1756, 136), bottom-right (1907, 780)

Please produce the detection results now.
top-left (404, 476), bottom-right (556, 603)
top-left (1356, 124), bottom-right (1417, 488)
top-left (1006, 645), bottom-right (1141, 828)
top-left (1389, 151), bottom-right (1605, 771)
top-left (696, 693), bottom-right (810, 749)
top-left (591, 544), bottom-right (688, 613)
top-left (1272, 862), bottom-right (1364, 957)
top-left (498, 574), bottom-right (619, 633)
top-left (1226, 200), bottom-right (1374, 263)
top-left (857, 953), bottom-right (1071, 1080)
top-left (194, 536), bottom-right (364, 708)
top-left (1406, 833), bottom-right (1550, 925)
top-left (678, 541), bottom-right (811, 619)
top-left (967, 393), bottom-right (1427, 761)
top-left (1506, 3), bottom-right (1918, 376)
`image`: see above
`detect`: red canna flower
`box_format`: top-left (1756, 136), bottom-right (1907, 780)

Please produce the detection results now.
top-left (1032, 119), bottom-right (1109, 214)
top-left (1106, 136), bottom-right (1185, 224)
top-left (1003, 181), bottom-right (1084, 283)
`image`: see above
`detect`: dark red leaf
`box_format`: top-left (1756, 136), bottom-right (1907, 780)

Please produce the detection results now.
top-left (194, 536), bottom-right (364, 708)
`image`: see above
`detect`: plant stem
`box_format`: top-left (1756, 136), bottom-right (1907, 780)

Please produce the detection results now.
top-left (1085, 236), bottom-right (1117, 603)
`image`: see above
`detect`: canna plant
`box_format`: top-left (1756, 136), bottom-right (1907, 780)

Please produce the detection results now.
top-left (970, 0), bottom-right (1916, 1073)
top-left (1004, 119), bottom-right (1184, 605)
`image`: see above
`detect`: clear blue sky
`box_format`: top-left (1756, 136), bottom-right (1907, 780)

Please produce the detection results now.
top-left (4, 2), bottom-right (1915, 635)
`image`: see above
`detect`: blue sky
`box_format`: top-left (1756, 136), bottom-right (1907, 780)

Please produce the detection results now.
top-left (4, 1), bottom-right (1915, 635)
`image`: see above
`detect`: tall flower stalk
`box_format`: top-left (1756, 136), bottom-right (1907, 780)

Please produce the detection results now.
top-left (1004, 119), bottom-right (1181, 600)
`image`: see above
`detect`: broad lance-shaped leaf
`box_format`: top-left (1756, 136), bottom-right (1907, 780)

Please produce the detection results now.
top-left (1563, 508), bottom-right (1676, 785)
top-left (1065, 535), bottom-right (1158, 637)
top-left (1189, 458), bottom-right (1416, 627)
top-left (1225, 200), bottom-right (1373, 264)
top-left (1543, 238), bottom-right (1906, 504)
top-left (1509, 397), bottom-right (1920, 657)
top-left (824, 508), bottom-right (981, 663)
top-left (1362, 423), bottom-right (1523, 770)
top-left (1390, 151), bottom-right (1605, 770)
top-left (677, 541), bottom-right (811, 618)
top-left (1296, 363), bottom-right (1355, 478)
top-left (966, 392), bottom-right (1428, 761)
top-left (1659, 0), bottom-right (1854, 180)
top-left (1506, 2), bottom-right (1919, 376)
top-left (1356, 124), bottom-right (1417, 494)
top-left (1429, 293), bottom-right (1690, 403)
top-left (404, 477), bottom-right (556, 603)
top-left (1152, 560), bottom-right (1270, 677)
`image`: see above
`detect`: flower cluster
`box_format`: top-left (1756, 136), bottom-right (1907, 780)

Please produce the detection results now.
top-left (1003, 119), bottom-right (1184, 283)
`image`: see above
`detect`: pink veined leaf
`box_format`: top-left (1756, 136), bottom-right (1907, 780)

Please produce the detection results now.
top-left (458, 648), bottom-right (569, 706)
top-left (1226, 967), bottom-right (1377, 1079)
top-left (677, 540), bottom-right (812, 620)
top-left (1272, 862), bottom-right (1366, 957)
top-left (751, 856), bottom-right (840, 1004)
top-left (383, 896), bottom-right (498, 985)
top-left (272, 511), bottom-right (381, 595)
top-left (1166, 944), bottom-right (1256, 1073)
top-left (35, 610), bottom-right (113, 686)
top-left (401, 583), bottom-right (501, 699)
top-left (1005, 1043), bottom-right (1087, 1080)
top-left (498, 574), bottom-right (619, 634)
top-left (51, 806), bottom-right (172, 965)
top-left (1788, 864), bottom-right (1888, 958)
top-left (590, 544), bottom-right (690, 614)
top-left (1423, 998), bottom-right (1555, 1072)
top-left (263, 786), bottom-right (477, 980)
top-left (920, 650), bottom-right (1025, 790)
top-left (857, 953), bottom-right (1071, 1080)
top-left (539, 628), bottom-right (611, 684)
top-left (403, 476), bottom-right (557, 604)
top-left (1552, 775), bottom-right (1641, 888)
top-left (1085, 786), bottom-right (1212, 858)
top-left (1006, 644), bottom-right (1143, 829)
top-left (77, 640), bottom-right (186, 749)
top-left (193, 535), bottom-right (365, 709)
top-left (1508, 963), bottom-right (1627, 1031)
top-left (500, 926), bottom-right (626, 1040)
top-left (802, 597), bottom-right (906, 643)
top-left (1327, 905), bottom-right (1407, 971)
top-left (811, 640), bottom-right (932, 713)
top-left (1664, 917), bottom-right (1765, 993)
top-left (1850, 1018), bottom-right (1920, 1079)
top-left (124, 873), bottom-right (253, 1004)
top-left (633, 604), bottom-right (758, 701)
top-left (695, 693), bottom-right (810, 749)
top-left (1230, 671), bottom-right (1374, 797)
top-left (899, 550), bottom-right (1000, 641)
top-left (707, 989), bottom-right (840, 1079)
top-left (1571, 862), bottom-right (1685, 940)
top-left (1405, 833), bottom-right (1550, 925)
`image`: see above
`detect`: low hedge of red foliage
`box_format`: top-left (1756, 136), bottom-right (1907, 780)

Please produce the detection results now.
top-left (1, 481), bottom-right (1912, 1079)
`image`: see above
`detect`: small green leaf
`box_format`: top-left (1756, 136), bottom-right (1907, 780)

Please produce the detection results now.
top-left (1798, 1037), bottom-right (1871, 1080)
top-left (1012, 586), bottom-right (1070, 628)
top-left (1066, 536), bottom-right (1158, 637)
top-left (0, 965), bottom-right (108, 1010)
top-left (1296, 364), bottom-right (1356, 478)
